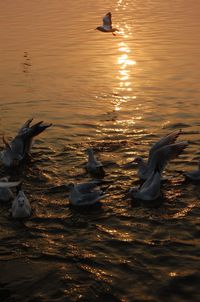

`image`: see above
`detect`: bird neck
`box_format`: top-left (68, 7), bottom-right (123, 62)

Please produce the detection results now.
top-left (138, 158), bottom-right (147, 170)
top-left (88, 152), bottom-right (96, 162)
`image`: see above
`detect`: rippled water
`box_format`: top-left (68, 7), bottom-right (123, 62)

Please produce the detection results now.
top-left (0, 1), bottom-right (200, 301)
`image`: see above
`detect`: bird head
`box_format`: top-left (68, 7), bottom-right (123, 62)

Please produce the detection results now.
top-left (86, 148), bottom-right (94, 156)
top-left (68, 183), bottom-right (75, 191)
top-left (17, 197), bottom-right (25, 208)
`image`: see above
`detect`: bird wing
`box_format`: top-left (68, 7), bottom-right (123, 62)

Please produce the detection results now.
top-left (10, 137), bottom-right (25, 159)
top-left (76, 181), bottom-right (101, 193)
top-left (103, 12), bottom-right (112, 27)
top-left (95, 160), bottom-right (103, 167)
top-left (15, 121), bottom-right (52, 154)
top-left (185, 169), bottom-right (200, 180)
top-left (18, 118), bottom-right (33, 135)
top-left (148, 141), bottom-right (188, 174)
top-left (87, 159), bottom-right (103, 169)
top-left (18, 121), bottom-right (52, 140)
top-left (148, 129), bottom-right (181, 163)
top-left (140, 171), bottom-right (161, 200)
top-left (0, 181), bottom-right (21, 188)
top-left (77, 191), bottom-right (103, 205)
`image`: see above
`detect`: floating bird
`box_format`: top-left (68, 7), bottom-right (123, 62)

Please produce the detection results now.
top-left (184, 160), bottom-right (200, 181)
top-left (11, 184), bottom-right (31, 218)
top-left (130, 169), bottom-right (162, 201)
top-left (96, 12), bottom-right (118, 35)
top-left (0, 177), bottom-right (21, 202)
top-left (1, 118), bottom-right (52, 167)
top-left (86, 148), bottom-right (105, 177)
top-left (133, 130), bottom-right (188, 180)
top-left (68, 181), bottom-right (105, 206)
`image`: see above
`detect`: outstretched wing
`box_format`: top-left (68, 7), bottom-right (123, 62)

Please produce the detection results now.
top-left (15, 121), bottom-right (52, 145)
top-left (103, 12), bottom-right (112, 28)
top-left (0, 181), bottom-right (21, 188)
top-left (148, 129), bottom-right (182, 163)
top-left (148, 141), bottom-right (188, 174)
top-left (18, 118), bottom-right (33, 135)
top-left (11, 120), bottom-right (52, 158)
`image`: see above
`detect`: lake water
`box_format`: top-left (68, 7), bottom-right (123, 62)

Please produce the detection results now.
top-left (0, 1), bottom-right (200, 301)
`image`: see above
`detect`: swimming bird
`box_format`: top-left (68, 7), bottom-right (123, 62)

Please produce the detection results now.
top-left (184, 160), bottom-right (200, 181)
top-left (11, 184), bottom-right (31, 218)
top-left (86, 148), bottom-right (105, 177)
top-left (133, 130), bottom-right (188, 180)
top-left (0, 178), bottom-right (21, 202)
top-left (96, 12), bottom-right (118, 35)
top-left (1, 118), bottom-right (52, 167)
top-left (68, 181), bottom-right (105, 206)
top-left (130, 169), bottom-right (162, 201)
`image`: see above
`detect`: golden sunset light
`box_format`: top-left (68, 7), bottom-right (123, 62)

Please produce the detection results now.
top-left (0, 1), bottom-right (199, 301)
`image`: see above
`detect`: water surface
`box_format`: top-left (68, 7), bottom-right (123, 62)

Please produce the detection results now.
top-left (0, 1), bottom-right (199, 301)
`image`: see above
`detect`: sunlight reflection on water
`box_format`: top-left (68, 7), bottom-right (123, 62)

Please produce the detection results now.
top-left (0, 0), bottom-right (200, 301)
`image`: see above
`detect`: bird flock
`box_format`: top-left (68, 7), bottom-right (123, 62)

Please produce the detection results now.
top-left (0, 119), bottom-right (199, 218)
top-left (0, 13), bottom-right (199, 218)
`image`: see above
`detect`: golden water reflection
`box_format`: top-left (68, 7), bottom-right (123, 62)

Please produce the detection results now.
top-left (113, 42), bottom-right (136, 112)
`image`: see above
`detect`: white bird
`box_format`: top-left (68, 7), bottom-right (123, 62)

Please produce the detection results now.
top-left (130, 170), bottom-right (161, 201)
top-left (0, 177), bottom-right (21, 202)
top-left (11, 185), bottom-right (31, 218)
top-left (1, 118), bottom-right (52, 167)
top-left (68, 181), bottom-right (105, 206)
top-left (185, 160), bottom-right (200, 181)
top-left (133, 130), bottom-right (188, 180)
top-left (96, 12), bottom-right (119, 35)
top-left (86, 148), bottom-right (105, 177)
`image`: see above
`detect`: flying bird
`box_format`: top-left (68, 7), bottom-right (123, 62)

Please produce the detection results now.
top-left (1, 118), bottom-right (52, 167)
top-left (96, 12), bottom-right (119, 36)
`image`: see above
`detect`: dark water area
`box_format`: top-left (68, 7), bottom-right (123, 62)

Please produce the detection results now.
top-left (0, 131), bottom-right (199, 302)
top-left (0, 0), bottom-right (200, 301)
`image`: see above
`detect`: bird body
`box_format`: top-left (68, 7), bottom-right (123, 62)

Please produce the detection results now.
top-left (0, 178), bottom-right (21, 202)
top-left (68, 181), bottom-right (105, 206)
top-left (1, 118), bottom-right (52, 167)
top-left (86, 148), bottom-right (105, 177)
top-left (185, 160), bottom-right (200, 181)
top-left (96, 12), bottom-right (118, 35)
top-left (130, 170), bottom-right (161, 201)
top-left (11, 186), bottom-right (31, 218)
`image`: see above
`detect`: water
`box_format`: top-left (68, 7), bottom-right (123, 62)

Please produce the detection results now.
top-left (0, 1), bottom-right (200, 301)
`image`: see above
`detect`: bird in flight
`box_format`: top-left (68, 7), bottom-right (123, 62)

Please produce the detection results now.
top-left (96, 12), bottom-right (119, 36)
